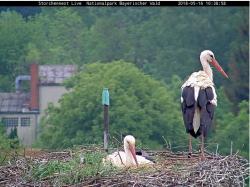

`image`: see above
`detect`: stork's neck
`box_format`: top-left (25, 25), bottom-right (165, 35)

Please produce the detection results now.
top-left (124, 144), bottom-right (135, 165)
top-left (200, 58), bottom-right (213, 81)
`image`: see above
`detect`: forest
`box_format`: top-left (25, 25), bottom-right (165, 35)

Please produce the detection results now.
top-left (0, 6), bottom-right (248, 159)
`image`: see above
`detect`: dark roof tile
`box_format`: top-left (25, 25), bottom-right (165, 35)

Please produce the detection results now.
top-left (0, 93), bottom-right (30, 113)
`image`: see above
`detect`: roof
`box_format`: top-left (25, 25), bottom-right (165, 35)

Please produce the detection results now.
top-left (0, 64), bottom-right (77, 113)
top-left (39, 65), bottom-right (77, 85)
top-left (0, 93), bottom-right (30, 113)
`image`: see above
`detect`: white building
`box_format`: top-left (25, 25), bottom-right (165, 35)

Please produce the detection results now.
top-left (0, 64), bottom-right (77, 146)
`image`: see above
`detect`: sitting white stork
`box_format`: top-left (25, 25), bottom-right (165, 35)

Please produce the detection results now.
top-left (181, 50), bottom-right (228, 160)
top-left (103, 135), bottom-right (154, 168)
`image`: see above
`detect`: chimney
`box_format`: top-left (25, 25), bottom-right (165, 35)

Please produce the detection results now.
top-left (30, 64), bottom-right (39, 111)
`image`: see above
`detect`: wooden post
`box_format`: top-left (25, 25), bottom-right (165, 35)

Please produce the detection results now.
top-left (102, 88), bottom-right (110, 152)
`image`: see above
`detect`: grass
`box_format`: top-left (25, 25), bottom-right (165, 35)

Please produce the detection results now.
top-left (24, 151), bottom-right (119, 185)
top-left (0, 139), bottom-right (22, 165)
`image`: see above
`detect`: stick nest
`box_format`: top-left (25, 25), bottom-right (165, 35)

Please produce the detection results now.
top-left (0, 148), bottom-right (249, 187)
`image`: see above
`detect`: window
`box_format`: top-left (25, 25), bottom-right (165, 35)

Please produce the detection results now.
top-left (2, 117), bottom-right (18, 127)
top-left (21, 117), bottom-right (31, 126)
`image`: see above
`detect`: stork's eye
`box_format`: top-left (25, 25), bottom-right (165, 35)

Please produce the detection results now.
top-left (209, 54), bottom-right (214, 58)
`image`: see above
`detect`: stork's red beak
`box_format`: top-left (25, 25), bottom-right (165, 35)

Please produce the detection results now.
top-left (129, 144), bottom-right (138, 166)
top-left (211, 59), bottom-right (229, 78)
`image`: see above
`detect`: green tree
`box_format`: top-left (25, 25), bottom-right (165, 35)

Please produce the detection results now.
top-left (0, 122), bottom-right (20, 165)
top-left (0, 10), bottom-right (31, 91)
top-left (26, 8), bottom-right (86, 65)
top-left (213, 100), bottom-right (249, 158)
top-left (224, 8), bottom-right (249, 104)
top-left (83, 16), bottom-right (130, 63)
top-left (8, 128), bottom-right (19, 149)
top-left (38, 61), bottom-right (185, 149)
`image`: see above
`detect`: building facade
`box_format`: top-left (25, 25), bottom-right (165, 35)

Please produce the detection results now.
top-left (0, 64), bottom-right (77, 146)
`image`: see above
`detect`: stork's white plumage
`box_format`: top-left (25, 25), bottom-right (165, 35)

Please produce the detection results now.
top-left (104, 135), bottom-right (153, 168)
top-left (181, 71), bottom-right (217, 105)
top-left (181, 50), bottom-right (228, 160)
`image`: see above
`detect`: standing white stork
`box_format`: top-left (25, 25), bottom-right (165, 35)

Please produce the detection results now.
top-left (181, 50), bottom-right (228, 160)
top-left (104, 135), bottom-right (153, 167)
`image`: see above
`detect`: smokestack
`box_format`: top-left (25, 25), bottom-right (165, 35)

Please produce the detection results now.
top-left (30, 64), bottom-right (39, 111)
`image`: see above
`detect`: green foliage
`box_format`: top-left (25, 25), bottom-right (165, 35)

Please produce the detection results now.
top-left (38, 61), bottom-right (185, 149)
top-left (27, 8), bottom-right (86, 65)
top-left (0, 10), bottom-right (31, 91)
top-left (0, 75), bottom-right (13, 92)
top-left (210, 87), bottom-right (234, 134)
top-left (0, 7), bottom-right (248, 95)
top-left (205, 88), bottom-right (249, 159)
top-left (0, 125), bottom-right (10, 159)
top-left (8, 127), bottom-right (17, 139)
top-left (8, 127), bottom-right (20, 149)
top-left (84, 16), bottom-right (130, 63)
top-left (212, 100), bottom-right (249, 158)
top-left (224, 8), bottom-right (249, 104)
top-left (0, 124), bottom-right (20, 164)
top-left (27, 151), bottom-right (116, 185)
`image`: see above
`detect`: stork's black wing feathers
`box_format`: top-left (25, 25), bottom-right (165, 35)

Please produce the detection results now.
top-left (197, 89), bottom-right (207, 107)
top-left (205, 87), bottom-right (215, 119)
top-left (181, 86), bottom-right (196, 136)
top-left (206, 87), bottom-right (214, 101)
top-left (182, 86), bottom-right (215, 138)
top-left (207, 103), bottom-right (214, 119)
top-left (197, 87), bottom-right (215, 137)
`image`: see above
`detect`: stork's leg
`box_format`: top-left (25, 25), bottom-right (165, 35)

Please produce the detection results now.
top-left (200, 131), bottom-right (205, 161)
top-left (188, 135), bottom-right (192, 158)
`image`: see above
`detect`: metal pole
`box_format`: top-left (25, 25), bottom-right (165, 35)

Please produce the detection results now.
top-left (103, 104), bottom-right (109, 152)
top-left (102, 88), bottom-right (110, 152)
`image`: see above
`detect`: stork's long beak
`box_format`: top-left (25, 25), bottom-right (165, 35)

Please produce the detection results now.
top-left (211, 59), bottom-right (229, 78)
top-left (129, 144), bottom-right (138, 166)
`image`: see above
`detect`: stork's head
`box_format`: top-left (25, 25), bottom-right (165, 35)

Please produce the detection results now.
top-left (124, 135), bottom-right (138, 166)
top-left (200, 50), bottom-right (229, 78)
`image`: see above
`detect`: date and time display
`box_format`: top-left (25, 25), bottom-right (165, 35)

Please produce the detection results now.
top-left (177, 1), bottom-right (227, 6)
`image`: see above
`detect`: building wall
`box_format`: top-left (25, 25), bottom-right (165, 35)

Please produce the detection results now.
top-left (38, 85), bottom-right (68, 131)
top-left (0, 113), bottom-right (38, 146)
top-left (0, 86), bottom-right (69, 147)
top-left (36, 85), bottom-right (69, 144)
top-left (0, 64), bottom-right (76, 147)
top-left (39, 85), bottom-right (68, 117)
